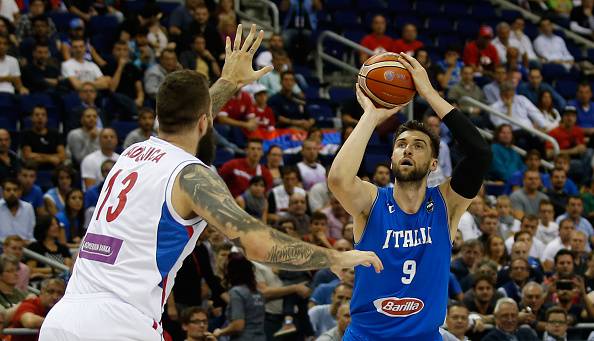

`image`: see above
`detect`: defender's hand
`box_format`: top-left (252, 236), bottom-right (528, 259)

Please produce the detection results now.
top-left (220, 24), bottom-right (274, 89)
top-left (397, 52), bottom-right (435, 98)
top-left (356, 84), bottom-right (408, 125)
top-left (330, 250), bottom-right (384, 278)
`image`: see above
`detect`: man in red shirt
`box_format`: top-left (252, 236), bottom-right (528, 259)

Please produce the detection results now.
top-left (219, 139), bottom-right (273, 197)
top-left (546, 106), bottom-right (586, 160)
top-left (10, 278), bottom-right (64, 341)
top-left (359, 14), bottom-right (393, 64)
top-left (463, 25), bottom-right (500, 77)
top-left (247, 84), bottom-right (276, 135)
top-left (217, 90), bottom-right (257, 136)
top-left (392, 24), bottom-right (424, 56)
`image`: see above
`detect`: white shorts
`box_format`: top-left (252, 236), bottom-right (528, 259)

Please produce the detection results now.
top-left (39, 292), bottom-right (163, 341)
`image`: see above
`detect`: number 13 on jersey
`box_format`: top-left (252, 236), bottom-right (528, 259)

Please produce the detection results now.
top-left (95, 169), bottom-right (139, 222)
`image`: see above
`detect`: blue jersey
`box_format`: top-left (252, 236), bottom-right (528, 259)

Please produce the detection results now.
top-left (345, 186), bottom-right (451, 341)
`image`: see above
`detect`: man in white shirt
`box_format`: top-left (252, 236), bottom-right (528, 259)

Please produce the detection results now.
top-left (424, 115), bottom-right (452, 187)
top-left (80, 127), bottom-right (119, 189)
top-left (541, 218), bottom-right (574, 272)
top-left (308, 283), bottom-right (352, 337)
top-left (0, 178), bottom-right (35, 241)
top-left (555, 196), bottom-right (594, 248)
top-left (505, 216), bottom-right (546, 259)
top-left (483, 65), bottom-right (508, 104)
top-left (458, 196), bottom-right (485, 241)
top-left (510, 17), bottom-right (538, 63)
top-left (536, 200), bottom-right (559, 245)
top-left (297, 139), bottom-right (326, 191)
top-left (61, 38), bottom-right (110, 91)
top-left (533, 18), bottom-right (574, 69)
top-left (255, 33), bottom-right (286, 69)
top-left (490, 81), bottom-right (548, 131)
top-left (0, 36), bottom-right (28, 94)
top-left (267, 166), bottom-right (306, 221)
top-left (492, 22), bottom-right (525, 64)
top-left (315, 301), bottom-right (351, 341)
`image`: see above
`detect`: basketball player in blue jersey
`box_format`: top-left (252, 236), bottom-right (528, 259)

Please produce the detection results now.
top-left (328, 52), bottom-right (492, 341)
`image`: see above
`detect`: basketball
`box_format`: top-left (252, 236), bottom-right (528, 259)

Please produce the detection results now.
top-left (358, 52), bottom-right (416, 108)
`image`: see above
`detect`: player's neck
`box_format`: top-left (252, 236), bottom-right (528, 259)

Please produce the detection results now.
top-left (158, 131), bottom-right (199, 156)
top-left (393, 181), bottom-right (426, 214)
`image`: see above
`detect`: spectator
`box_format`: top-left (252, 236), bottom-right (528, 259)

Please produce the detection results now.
top-left (458, 196), bottom-right (485, 241)
top-left (542, 218), bottom-right (574, 272)
top-left (519, 282), bottom-right (548, 333)
top-left (548, 167), bottom-right (575, 215)
top-left (0, 35), bottom-right (27, 94)
top-left (236, 175), bottom-right (268, 223)
top-left (297, 139), bottom-right (325, 191)
top-left (219, 139), bottom-right (273, 198)
top-left (67, 107), bottom-right (100, 166)
top-left (0, 178), bottom-right (35, 241)
top-left (27, 215), bottom-right (72, 279)
top-left (463, 25), bottom-right (500, 77)
top-left (537, 200), bottom-right (559, 245)
top-left (258, 54), bottom-right (302, 96)
top-left (315, 301), bottom-right (350, 341)
top-left (537, 90), bottom-right (562, 129)
top-left (0, 17), bottom-right (17, 57)
top-left (490, 81), bottom-right (549, 135)
top-left (444, 303), bottom-right (472, 341)
top-left (60, 18), bottom-right (106, 67)
top-left (482, 298), bottom-right (539, 340)
top-left (549, 0), bottom-right (573, 18)
top-left (68, 82), bottom-right (103, 131)
top-left (452, 239), bottom-right (483, 281)
top-left (213, 253), bottom-right (265, 340)
top-left (0, 0), bottom-right (19, 23)
top-left (80, 128), bottom-right (119, 190)
top-left (510, 17), bottom-right (539, 64)
top-left (552, 249), bottom-right (576, 279)
top-left (9, 278), bottom-right (65, 341)
top-left (180, 306), bottom-right (217, 341)
top-left (569, 82), bottom-right (594, 135)
top-left (555, 196), bottom-right (594, 246)
top-left (123, 108), bottom-right (156, 148)
top-left (506, 150), bottom-right (550, 194)
top-left (55, 189), bottom-right (84, 246)
top-left (265, 145), bottom-right (283, 186)
top-left (533, 18), bottom-right (574, 70)
top-left (21, 106), bottom-right (65, 171)
top-left (371, 163), bottom-right (391, 188)
top-left (19, 15), bottom-right (61, 64)
top-left (284, 193), bottom-right (310, 237)
top-left (582, 179), bottom-right (594, 220)
top-left (144, 48), bottom-right (180, 99)
top-left (216, 90), bottom-right (257, 136)
top-left (168, 0), bottom-right (202, 38)
top-left (15, 0), bottom-right (56, 41)
top-left (551, 274), bottom-right (594, 324)
top-left (0, 255), bottom-right (26, 309)
top-left (510, 170), bottom-right (549, 219)
top-left (2, 236), bottom-right (29, 292)
top-left (103, 40), bottom-right (145, 113)
top-left (267, 166), bottom-right (305, 221)
top-left (16, 163), bottom-right (44, 215)
top-left (492, 22), bottom-right (525, 65)
top-left (310, 239), bottom-right (353, 289)
top-left (518, 68), bottom-right (566, 111)
top-left (21, 42), bottom-right (60, 93)
top-left (247, 85), bottom-right (276, 135)
top-left (447, 65), bottom-right (487, 120)
top-left (309, 170), bottom-right (330, 213)
top-left (546, 107), bottom-right (587, 167)
top-left (255, 33), bottom-right (286, 69)
top-left (483, 65), bottom-right (508, 104)
top-left (0, 128), bottom-right (20, 183)
top-left (498, 258), bottom-right (531, 303)
top-left (43, 165), bottom-right (75, 216)
top-left (320, 195), bottom-right (349, 241)
top-left (463, 274), bottom-right (497, 324)
top-left (310, 271), bottom-right (354, 306)
top-left (505, 217), bottom-right (546, 259)
top-left (497, 195), bottom-right (521, 238)
top-left (572, 231), bottom-right (589, 274)
top-left (268, 71), bottom-right (311, 130)
top-left (570, 0), bottom-right (594, 38)
top-left (424, 114), bottom-right (452, 187)
top-left (359, 14), bottom-right (393, 64)
top-left (543, 306), bottom-right (570, 341)
top-left (477, 214), bottom-right (501, 249)
top-left (308, 283), bottom-right (352, 337)
top-left (510, 239), bottom-right (545, 280)
top-left (61, 38), bottom-right (110, 91)
top-left (486, 235), bottom-right (510, 270)
top-left (179, 34), bottom-right (221, 82)
top-left (392, 23), bottom-right (423, 55)
top-left (489, 124), bottom-right (525, 182)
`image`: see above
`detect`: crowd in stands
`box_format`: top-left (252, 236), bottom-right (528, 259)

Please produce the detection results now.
top-left (0, 0), bottom-right (593, 340)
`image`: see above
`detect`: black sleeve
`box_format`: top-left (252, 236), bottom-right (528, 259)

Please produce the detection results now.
top-left (268, 191), bottom-right (277, 214)
top-left (197, 244), bottom-right (226, 307)
top-left (442, 109), bottom-right (492, 199)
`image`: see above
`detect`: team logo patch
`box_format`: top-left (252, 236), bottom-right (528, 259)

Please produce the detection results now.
top-left (426, 198), bottom-right (434, 213)
top-left (384, 70), bottom-right (395, 81)
top-left (373, 297), bottom-right (424, 317)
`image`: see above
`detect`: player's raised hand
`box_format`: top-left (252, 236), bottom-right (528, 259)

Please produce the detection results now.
top-left (355, 84), bottom-right (408, 124)
top-left (330, 250), bottom-right (384, 278)
top-left (220, 24), bottom-right (274, 88)
top-left (397, 52), bottom-right (434, 98)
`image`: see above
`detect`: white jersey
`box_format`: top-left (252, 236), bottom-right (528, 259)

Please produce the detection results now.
top-left (67, 136), bottom-right (207, 322)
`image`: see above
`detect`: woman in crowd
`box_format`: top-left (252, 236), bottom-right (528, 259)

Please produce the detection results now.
top-left (489, 124), bottom-right (525, 182)
top-left (236, 176), bottom-right (268, 223)
top-left (44, 165), bottom-right (75, 216)
top-left (484, 235), bottom-right (509, 270)
top-left (0, 255), bottom-right (27, 309)
top-left (55, 189), bottom-right (85, 247)
top-left (266, 145), bottom-right (284, 187)
top-left (214, 252), bottom-right (266, 340)
top-left (538, 90), bottom-right (561, 130)
top-left (27, 215), bottom-right (72, 280)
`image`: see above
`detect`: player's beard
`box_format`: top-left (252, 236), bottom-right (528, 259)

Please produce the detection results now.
top-left (196, 126), bottom-right (216, 166)
top-left (393, 160), bottom-right (430, 184)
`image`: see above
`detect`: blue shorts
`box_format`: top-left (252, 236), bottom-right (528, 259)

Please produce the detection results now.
top-left (343, 325), bottom-right (443, 341)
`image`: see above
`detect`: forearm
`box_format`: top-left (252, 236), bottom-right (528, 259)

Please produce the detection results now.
top-left (423, 89), bottom-right (455, 118)
top-left (21, 313), bottom-right (44, 328)
top-left (109, 67), bottom-right (123, 92)
top-left (260, 285), bottom-right (296, 299)
top-left (209, 78), bottom-right (237, 116)
top-left (219, 320), bottom-right (244, 336)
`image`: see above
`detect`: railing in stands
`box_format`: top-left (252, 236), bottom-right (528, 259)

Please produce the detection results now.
top-left (460, 96), bottom-right (561, 157)
top-left (2, 328), bottom-right (39, 336)
top-left (316, 30), bottom-right (414, 121)
top-left (234, 0), bottom-right (280, 34)
top-left (491, 0), bottom-right (594, 49)
top-left (22, 248), bottom-right (69, 273)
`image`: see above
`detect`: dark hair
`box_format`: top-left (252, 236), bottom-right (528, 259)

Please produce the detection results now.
top-left (248, 175), bottom-right (265, 186)
top-left (1, 177), bottom-right (20, 189)
top-left (521, 214), bottom-right (539, 224)
top-left (161, 48), bottom-right (176, 58)
top-left (281, 165), bottom-right (300, 179)
top-left (181, 306), bottom-right (208, 324)
top-left (71, 37), bottom-right (85, 45)
top-left (494, 124), bottom-right (513, 144)
top-left (213, 242), bottom-right (233, 255)
top-left (567, 195), bottom-right (583, 203)
top-left (462, 239), bottom-right (483, 251)
top-left (247, 138), bottom-right (263, 146)
top-left (447, 301), bottom-right (469, 314)
top-left (551, 167), bottom-right (566, 177)
top-left (578, 82), bottom-right (592, 90)
top-left (31, 14), bottom-right (49, 25)
top-left (280, 70), bottom-right (295, 80)
top-left (311, 211), bottom-right (328, 223)
top-left (394, 120), bottom-right (440, 158)
top-left (33, 214), bottom-right (58, 241)
top-left (226, 253), bottom-right (257, 292)
top-left (545, 306), bottom-right (567, 321)
top-left (374, 163), bottom-right (390, 173)
top-left (539, 199), bottom-right (553, 208)
top-left (114, 39), bottom-right (127, 46)
top-left (63, 189), bottom-right (85, 242)
top-left (52, 165), bottom-right (76, 187)
top-left (472, 273), bottom-right (495, 289)
top-left (538, 17), bottom-right (551, 26)
top-left (33, 41), bottom-right (49, 50)
top-left (513, 230), bottom-right (531, 241)
top-left (554, 249), bottom-right (574, 264)
top-left (156, 70), bottom-right (210, 134)
top-left (267, 145), bottom-right (282, 155)
top-left (19, 161), bottom-right (38, 173)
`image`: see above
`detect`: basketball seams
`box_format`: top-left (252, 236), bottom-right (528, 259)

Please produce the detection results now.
top-left (358, 75), bottom-right (394, 108)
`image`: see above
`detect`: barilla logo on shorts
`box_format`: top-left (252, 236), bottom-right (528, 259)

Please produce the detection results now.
top-left (373, 297), bottom-right (424, 317)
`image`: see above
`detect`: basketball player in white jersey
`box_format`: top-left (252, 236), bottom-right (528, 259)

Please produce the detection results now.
top-left (39, 25), bottom-right (383, 341)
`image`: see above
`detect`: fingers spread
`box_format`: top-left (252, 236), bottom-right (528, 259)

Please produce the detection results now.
top-left (233, 24), bottom-right (243, 50)
top-left (241, 24), bottom-right (257, 53)
top-left (250, 30), bottom-right (265, 55)
top-left (225, 36), bottom-right (232, 59)
top-left (255, 65), bottom-right (274, 78)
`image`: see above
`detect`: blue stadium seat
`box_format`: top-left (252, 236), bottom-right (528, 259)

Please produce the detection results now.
top-left (414, 0), bottom-right (442, 17)
top-left (587, 48), bottom-right (594, 61)
top-left (524, 23), bottom-right (539, 40)
top-left (568, 45), bottom-right (583, 60)
top-left (470, 3), bottom-right (496, 20)
top-left (304, 85), bottom-right (320, 100)
top-left (306, 100), bottom-right (336, 128)
top-left (214, 148), bottom-right (234, 168)
top-left (333, 11), bottom-right (360, 29)
top-left (363, 152), bottom-right (390, 175)
top-left (156, 1), bottom-right (178, 16)
top-left (325, 0), bottom-right (353, 11)
top-left (555, 79), bottom-right (578, 100)
top-left (111, 120), bottom-right (138, 143)
top-left (435, 35), bottom-right (463, 50)
top-left (21, 93), bottom-right (59, 119)
top-left (427, 18), bottom-right (455, 34)
top-left (0, 94), bottom-right (20, 131)
top-left (443, 3), bottom-right (468, 17)
top-left (356, 0), bottom-right (386, 12)
top-left (89, 15), bottom-right (119, 37)
top-left (35, 170), bottom-right (54, 191)
top-left (500, 9), bottom-right (522, 22)
top-left (387, 0), bottom-right (413, 13)
top-left (456, 19), bottom-right (480, 38)
top-left (48, 12), bottom-right (77, 33)
top-left (344, 29), bottom-right (367, 44)
top-left (122, 0), bottom-right (146, 14)
top-left (329, 87), bottom-right (355, 104)
top-left (541, 63), bottom-right (568, 82)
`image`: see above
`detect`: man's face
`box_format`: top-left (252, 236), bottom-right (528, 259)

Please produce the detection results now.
top-left (99, 129), bottom-right (117, 151)
top-left (311, 219), bottom-right (327, 235)
top-left (193, 36), bottom-right (206, 53)
top-left (79, 84), bottom-right (97, 104)
top-left (494, 67), bottom-right (507, 83)
top-left (30, 0), bottom-right (45, 15)
top-left (522, 286), bottom-right (544, 312)
top-left (501, 89), bottom-right (515, 102)
top-left (577, 85), bottom-right (592, 104)
top-left (32, 46), bottom-right (49, 64)
top-left (270, 34), bottom-right (283, 50)
top-left (461, 67), bottom-right (474, 83)
top-left (555, 255), bottom-right (574, 277)
top-left (511, 241), bottom-right (529, 259)
top-left (371, 15), bottom-right (386, 34)
top-left (288, 194), bottom-right (306, 216)
top-left (373, 166), bottom-right (391, 187)
top-left (402, 24), bottom-right (417, 42)
top-left (281, 73), bottom-right (296, 92)
top-left (182, 312), bottom-right (209, 338)
top-left (523, 171), bottom-right (541, 191)
top-left (332, 285), bottom-right (352, 309)
top-left (193, 7), bottom-right (209, 24)
top-left (497, 126), bottom-right (513, 145)
top-left (559, 220), bottom-right (575, 242)
top-left (17, 170), bottom-right (35, 191)
top-left (539, 203), bottom-right (554, 223)
top-left (31, 107), bottom-right (48, 129)
top-left (567, 198), bottom-right (583, 218)
top-left (570, 231), bottom-right (586, 252)
top-left (462, 246), bottom-right (481, 267)
top-left (498, 25), bottom-right (510, 40)
top-left (497, 198), bottom-right (512, 216)
top-left (510, 259), bottom-right (529, 282)
top-left (446, 306), bottom-right (469, 336)
top-left (391, 131), bottom-right (435, 183)
top-left (336, 304), bottom-right (351, 334)
top-left (561, 112), bottom-right (577, 127)
top-left (521, 218), bottom-right (538, 236)
top-left (546, 312), bottom-right (568, 338)
top-left (526, 155), bottom-right (540, 170)
top-left (3, 240), bottom-right (23, 260)
top-left (475, 280), bottom-right (494, 303)
top-left (496, 303), bottom-right (518, 334)
top-left (528, 70), bottom-right (543, 88)
top-left (1, 263), bottom-right (18, 286)
top-left (512, 18), bottom-right (525, 31)
top-left (32, 19), bottom-right (49, 37)
top-left (480, 217), bottom-right (498, 236)
top-left (282, 171), bottom-right (299, 190)
top-left (246, 142), bottom-right (263, 164)
top-left (551, 170), bottom-right (567, 190)
top-left (71, 40), bottom-right (86, 60)
top-left (40, 282), bottom-right (65, 309)
top-left (340, 268), bottom-right (355, 286)
top-left (424, 116), bottom-right (441, 137)
top-left (113, 43), bottom-right (129, 60)
top-left (2, 182), bottom-right (21, 206)
top-left (161, 51), bottom-right (178, 73)
top-left (301, 141), bottom-right (319, 163)
top-left (333, 239), bottom-right (353, 252)
top-left (0, 130), bottom-right (10, 153)
top-left (81, 109), bottom-right (98, 129)
top-left (139, 113), bottom-right (155, 132)
top-left (540, 20), bottom-right (553, 35)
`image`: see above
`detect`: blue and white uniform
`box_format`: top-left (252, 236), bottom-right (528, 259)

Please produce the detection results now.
top-left (40, 137), bottom-right (208, 340)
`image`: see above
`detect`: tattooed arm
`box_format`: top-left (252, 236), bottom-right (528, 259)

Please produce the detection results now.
top-left (176, 163), bottom-right (383, 272)
top-left (209, 79), bottom-right (237, 116)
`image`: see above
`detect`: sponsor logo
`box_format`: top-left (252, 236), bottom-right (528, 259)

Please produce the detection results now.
top-left (387, 203), bottom-right (395, 214)
top-left (373, 297), bottom-right (424, 317)
top-left (384, 70), bottom-right (395, 81)
top-left (426, 198), bottom-right (434, 213)
top-left (79, 233), bottom-right (123, 265)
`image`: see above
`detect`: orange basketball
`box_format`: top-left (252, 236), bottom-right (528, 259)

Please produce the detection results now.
top-left (358, 52), bottom-right (416, 108)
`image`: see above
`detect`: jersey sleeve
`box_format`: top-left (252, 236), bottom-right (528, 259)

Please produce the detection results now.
top-left (228, 287), bottom-right (246, 321)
